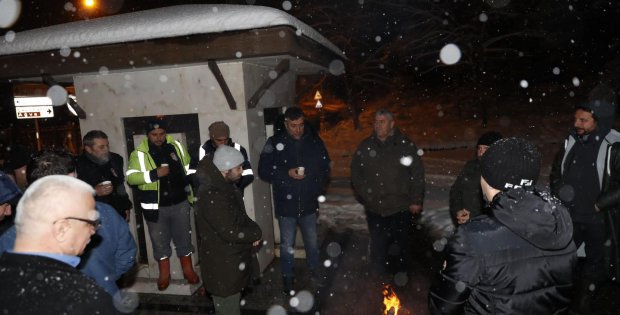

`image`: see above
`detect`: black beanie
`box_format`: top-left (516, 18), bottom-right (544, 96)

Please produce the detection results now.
top-left (480, 137), bottom-right (541, 190)
top-left (477, 131), bottom-right (503, 146)
top-left (145, 117), bottom-right (167, 134)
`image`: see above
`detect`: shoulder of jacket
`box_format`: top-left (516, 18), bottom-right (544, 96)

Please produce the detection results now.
top-left (605, 129), bottom-right (620, 144)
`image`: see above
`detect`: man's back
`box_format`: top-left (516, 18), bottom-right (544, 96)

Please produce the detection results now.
top-left (430, 188), bottom-right (576, 314)
top-left (0, 252), bottom-right (118, 314)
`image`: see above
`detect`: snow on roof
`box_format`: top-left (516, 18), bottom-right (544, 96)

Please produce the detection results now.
top-left (0, 4), bottom-right (344, 57)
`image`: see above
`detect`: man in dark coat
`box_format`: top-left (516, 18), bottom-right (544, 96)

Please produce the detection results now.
top-left (77, 130), bottom-right (133, 220)
top-left (449, 131), bottom-right (502, 225)
top-left (429, 138), bottom-right (576, 315)
top-left (351, 108), bottom-right (425, 278)
top-left (550, 99), bottom-right (620, 314)
top-left (198, 121), bottom-right (254, 195)
top-left (196, 146), bottom-right (262, 315)
top-left (0, 175), bottom-right (118, 314)
top-left (258, 107), bottom-right (330, 295)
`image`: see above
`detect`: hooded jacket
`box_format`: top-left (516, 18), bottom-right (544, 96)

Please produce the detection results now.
top-left (429, 188), bottom-right (576, 315)
top-left (195, 158), bottom-right (262, 297)
top-left (351, 128), bottom-right (425, 216)
top-left (550, 101), bottom-right (620, 219)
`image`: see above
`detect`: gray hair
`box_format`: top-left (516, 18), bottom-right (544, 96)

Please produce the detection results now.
top-left (375, 108), bottom-right (394, 120)
top-left (15, 175), bottom-right (95, 234)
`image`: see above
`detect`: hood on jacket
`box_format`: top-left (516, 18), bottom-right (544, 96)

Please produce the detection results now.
top-left (578, 99), bottom-right (616, 137)
top-left (491, 188), bottom-right (573, 250)
top-left (196, 157), bottom-right (226, 191)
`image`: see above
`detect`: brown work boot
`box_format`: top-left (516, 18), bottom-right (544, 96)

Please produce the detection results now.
top-left (157, 257), bottom-right (171, 291)
top-left (180, 254), bottom-right (200, 284)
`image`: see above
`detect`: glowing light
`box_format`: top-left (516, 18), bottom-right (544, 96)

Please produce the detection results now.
top-left (83, 0), bottom-right (95, 8)
top-left (382, 285), bottom-right (401, 315)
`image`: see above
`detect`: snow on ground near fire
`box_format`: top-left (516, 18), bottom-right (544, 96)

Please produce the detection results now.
top-left (316, 99), bottom-right (574, 239)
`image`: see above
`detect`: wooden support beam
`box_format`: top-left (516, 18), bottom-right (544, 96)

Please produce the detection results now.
top-left (207, 60), bottom-right (237, 110)
top-left (247, 59), bottom-right (290, 109)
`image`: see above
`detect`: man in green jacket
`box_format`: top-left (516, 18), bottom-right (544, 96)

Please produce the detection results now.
top-left (195, 146), bottom-right (262, 315)
top-left (126, 117), bottom-right (199, 291)
top-left (351, 108), bottom-right (425, 281)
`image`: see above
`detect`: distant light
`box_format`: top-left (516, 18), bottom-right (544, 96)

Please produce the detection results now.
top-left (83, 0), bottom-right (95, 8)
top-left (315, 100), bottom-right (323, 109)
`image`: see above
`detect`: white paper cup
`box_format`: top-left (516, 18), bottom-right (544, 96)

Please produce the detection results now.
top-left (297, 167), bottom-right (305, 176)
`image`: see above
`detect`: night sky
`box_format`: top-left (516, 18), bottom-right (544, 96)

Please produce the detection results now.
top-left (2, 0), bottom-right (620, 105)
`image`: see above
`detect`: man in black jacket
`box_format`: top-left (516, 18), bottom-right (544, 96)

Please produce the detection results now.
top-left (258, 107), bottom-right (330, 295)
top-left (550, 99), bottom-right (620, 314)
top-left (429, 138), bottom-right (576, 315)
top-left (449, 131), bottom-right (502, 225)
top-left (77, 130), bottom-right (132, 221)
top-left (198, 121), bottom-right (254, 195)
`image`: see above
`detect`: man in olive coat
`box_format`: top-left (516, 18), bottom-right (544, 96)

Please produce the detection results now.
top-left (195, 146), bottom-right (262, 315)
top-left (351, 108), bottom-right (425, 278)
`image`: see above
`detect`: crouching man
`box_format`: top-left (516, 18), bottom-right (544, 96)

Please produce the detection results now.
top-left (429, 138), bottom-right (576, 314)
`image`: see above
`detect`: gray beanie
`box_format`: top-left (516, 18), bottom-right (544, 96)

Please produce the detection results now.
top-left (213, 146), bottom-right (244, 171)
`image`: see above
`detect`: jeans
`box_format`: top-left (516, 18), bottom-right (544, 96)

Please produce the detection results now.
top-left (366, 210), bottom-right (413, 274)
top-left (145, 200), bottom-right (194, 260)
top-left (278, 213), bottom-right (320, 277)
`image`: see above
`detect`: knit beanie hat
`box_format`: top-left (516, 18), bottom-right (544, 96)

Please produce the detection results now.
top-left (480, 137), bottom-right (541, 190)
top-left (208, 121), bottom-right (230, 139)
top-left (477, 131), bottom-right (503, 147)
top-left (0, 171), bottom-right (22, 204)
top-left (145, 117), bottom-right (167, 134)
top-left (212, 146), bottom-right (244, 171)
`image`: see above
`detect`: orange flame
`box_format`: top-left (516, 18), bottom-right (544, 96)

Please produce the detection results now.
top-left (382, 285), bottom-right (401, 315)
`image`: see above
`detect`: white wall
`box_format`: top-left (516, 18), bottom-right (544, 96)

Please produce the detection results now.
top-left (73, 60), bottom-right (297, 286)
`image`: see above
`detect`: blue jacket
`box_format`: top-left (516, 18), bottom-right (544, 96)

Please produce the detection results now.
top-left (0, 201), bottom-right (136, 296)
top-left (258, 128), bottom-right (330, 218)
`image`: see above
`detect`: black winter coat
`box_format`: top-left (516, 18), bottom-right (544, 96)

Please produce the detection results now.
top-left (195, 158), bottom-right (262, 297)
top-left (76, 152), bottom-right (132, 217)
top-left (0, 252), bottom-right (118, 314)
top-left (258, 128), bottom-right (330, 218)
top-left (429, 188), bottom-right (576, 315)
top-left (351, 128), bottom-right (425, 216)
top-left (449, 159), bottom-right (485, 224)
top-left (550, 130), bottom-right (620, 282)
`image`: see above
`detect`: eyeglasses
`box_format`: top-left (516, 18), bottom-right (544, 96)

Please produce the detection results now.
top-left (55, 217), bottom-right (101, 230)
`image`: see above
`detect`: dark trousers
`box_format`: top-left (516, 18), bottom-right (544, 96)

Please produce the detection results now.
top-left (574, 220), bottom-right (607, 284)
top-left (366, 210), bottom-right (413, 274)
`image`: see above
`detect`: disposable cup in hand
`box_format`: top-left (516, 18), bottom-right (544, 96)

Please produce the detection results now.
top-left (297, 167), bottom-right (305, 176)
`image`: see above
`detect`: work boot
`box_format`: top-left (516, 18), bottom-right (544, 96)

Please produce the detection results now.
top-left (157, 257), bottom-right (171, 291)
top-left (283, 276), bottom-right (295, 296)
top-left (180, 254), bottom-right (200, 284)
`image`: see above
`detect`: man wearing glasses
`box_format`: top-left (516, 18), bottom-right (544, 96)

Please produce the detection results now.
top-left (0, 149), bottom-right (137, 303)
top-left (0, 175), bottom-right (118, 314)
